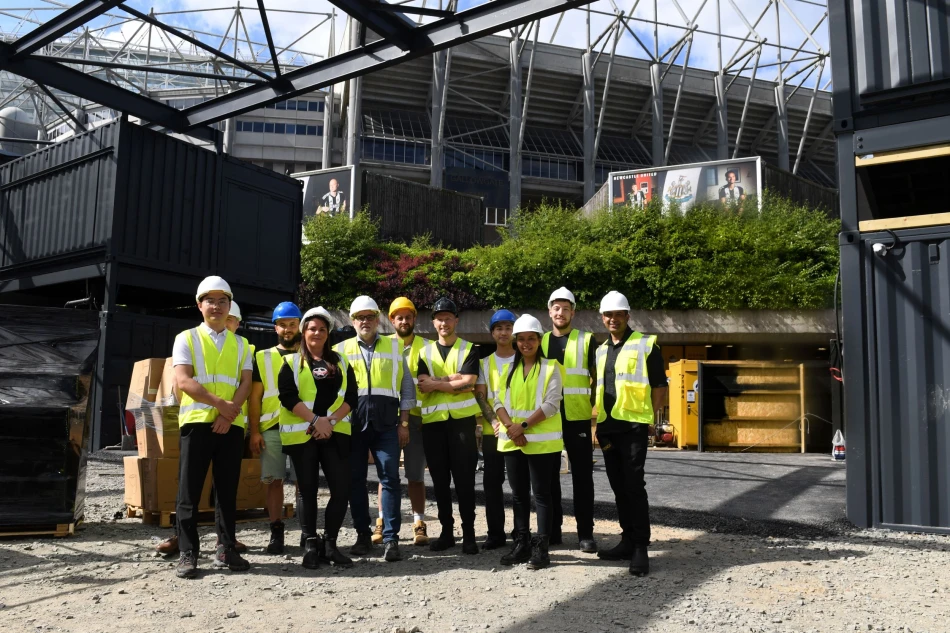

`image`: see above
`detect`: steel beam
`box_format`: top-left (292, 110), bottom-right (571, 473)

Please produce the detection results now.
top-left (509, 39), bottom-right (522, 217)
top-left (345, 18), bottom-right (363, 168)
top-left (181, 0), bottom-right (596, 130)
top-left (430, 48), bottom-right (450, 187)
top-left (11, 0), bottom-right (124, 58)
top-left (775, 84), bottom-right (790, 170)
top-left (322, 13), bottom-right (336, 170)
top-left (326, 0), bottom-right (421, 52)
top-left (714, 73), bottom-right (728, 160)
top-left (582, 51), bottom-right (596, 202)
top-left (650, 63), bottom-right (663, 166)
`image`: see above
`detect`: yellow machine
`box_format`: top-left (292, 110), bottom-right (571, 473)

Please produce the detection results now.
top-left (668, 360), bottom-right (700, 449)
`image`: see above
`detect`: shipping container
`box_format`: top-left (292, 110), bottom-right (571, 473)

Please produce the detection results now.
top-left (0, 118), bottom-right (303, 312)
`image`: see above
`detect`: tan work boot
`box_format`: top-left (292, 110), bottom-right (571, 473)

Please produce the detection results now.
top-left (413, 520), bottom-right (429, 546)
top-left (156, 535), bottom-right (179, 555)
top-left (371, 518), bottom-right (384, 545)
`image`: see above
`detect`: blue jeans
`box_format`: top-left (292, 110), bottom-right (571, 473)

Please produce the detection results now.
top-left (350, 424), bottom-right (402, 542)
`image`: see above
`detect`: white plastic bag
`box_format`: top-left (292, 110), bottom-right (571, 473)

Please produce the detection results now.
top-left (832, 429), bottom-right (846, 461)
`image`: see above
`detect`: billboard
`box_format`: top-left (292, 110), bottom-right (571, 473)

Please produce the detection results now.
top-left (293, 165), bottom-right (357, 222)
top-left (609, 157), bottom-right (761, 212)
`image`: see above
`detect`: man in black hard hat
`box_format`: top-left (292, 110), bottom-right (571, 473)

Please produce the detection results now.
top-left (416, 297), bottom-right (481, 554)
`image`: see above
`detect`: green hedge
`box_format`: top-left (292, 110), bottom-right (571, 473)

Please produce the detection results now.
top-left (299, 193), bottom-right (840, 311)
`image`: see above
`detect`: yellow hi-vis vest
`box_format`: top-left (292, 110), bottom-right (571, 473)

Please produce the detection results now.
top-left (278, 353), bottom-right (350, 446)
top-left (178, 327), bottom-right (251, 428)
top-left (479, 353), bottom-right (514, 435)
top-left (419, 338), bottom-right (479, 423)
top-left (397, 334), bottom-right (426, 417)
top-left (234, 343), bottom-right (256, 429)
top-left (334, 336), bottom-right (403, 401)
top-left (541, 329), bottom-right (594, 421)
top-left (496, 358), bottom-right (563, 454)
top-left (254, 346), bottom-right (285, 432)
top-left (595, 332), bottom-right (657, 424)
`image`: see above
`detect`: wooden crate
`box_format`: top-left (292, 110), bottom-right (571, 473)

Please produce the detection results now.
top-left (0, 523), bottom-right (76, 538)
top-left (703, 420), bottom-right (802, 451)
top-left (126, 503), bottom-right (294, 529)
top-left (724, 394), bottom-right (800, 418)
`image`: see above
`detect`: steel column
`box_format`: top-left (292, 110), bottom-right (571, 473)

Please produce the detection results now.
top-left (775, 84), bottom-right (790, 170)
top-left (582, 51), bottom-right (596, 202)
top-left (345, 18), bottom-right (363, 168)
top-left (508, 39), bottom-right (522, 217)
top-left (430, 48), bottom-right (450, 188)
top-left (322, 12), bottom-right (336, 170)
top-left (714, 73), bottom-right (728, 160)
top-left (650, 63), bottom-right (664, 166)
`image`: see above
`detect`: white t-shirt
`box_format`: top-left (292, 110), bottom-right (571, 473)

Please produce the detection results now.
top-left (476, 352), bottom-right (515, 386)
top-left (172, 322), bottom-right (253, 371)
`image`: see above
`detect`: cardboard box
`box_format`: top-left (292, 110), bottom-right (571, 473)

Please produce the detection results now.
top-left (126, 359), bottom-right (166, 410)
top-left (124, 457), bottom-right (212, 513)
top-left (124, 455), bottom-right (144, 507)
top-left (156, 358), bottom-right (180, 406)
top-left (134, 406), bottom-right (180, 459)
top-left (236, 459), bottom-right (266, 510)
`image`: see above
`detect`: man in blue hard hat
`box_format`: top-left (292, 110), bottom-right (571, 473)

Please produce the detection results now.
top-left (474, 309), bottom-right (517, 550)
top-left (248, 301), bottom-right (303, 555)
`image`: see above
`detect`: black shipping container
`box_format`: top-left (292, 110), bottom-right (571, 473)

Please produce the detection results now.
top-left (0, 118), bottom-right (303, 312)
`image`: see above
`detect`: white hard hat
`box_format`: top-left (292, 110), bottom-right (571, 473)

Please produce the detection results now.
top-left (548, 286), bottom-right (576, 308)
top-left (349, 295), bottom-right (380, 317)
top-left (512, 314), bottom-right (544, 336)
top-left (228, 301), bottom-right (242, 321)
top-left (600, 290), bottom-right (631, 313)
top-left (196, 275), bottom-right (232, 301)
top-left (302, 306), bottom-right (335, 329)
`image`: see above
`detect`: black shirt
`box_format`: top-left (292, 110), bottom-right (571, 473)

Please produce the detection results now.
top-left (277, 356), bottom-right (358, 417)
top-left (417, 341), bottom-right (480, 377)
top-left (546, 331), bottom-right (597, 423)
top-left (598, 328), bottom-right (667, 435)
top-left (251, 346), bottom-right (295, 383)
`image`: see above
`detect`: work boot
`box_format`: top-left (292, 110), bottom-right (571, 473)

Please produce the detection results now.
top-left (216, 537), bottom-right (247, 554)
top-left (266, 520), bottom-right (285, 555)
top-left (371, 517), bottom-right (385, 545)
top-left (349, 532), bottom-right (374, 557)
top-left (157, 535), bottom-right (179, 556)
top-left (461, 527), bottom-right (479, 555)
top-left (500, 532), bottom-right (531, 566)
top-left (578, 536), bottom-right (598, 554)
top-left (429, 530), bottom-right (456, 552)
top-left (549, 526), bottom-right (563, 546)
top-left (302, 536), bottom-right (320, 570)
top-left (482, 533), bottom-right (507, 550)
top-left (412, 520), bottom-right (429, 546)
top-left (527, 535), bottom-right (551, 570)
top-left (383, 540), bottom-right (402, 562)
top-left (597, 536), bottom-right (634, 561)
top-left (629, 545), bottom-right (649, 576)
top-left (175, 550), bottom-right (197, 579)
top-left (212, 544), bottom-right (250, 572)
top-left (324, 536), bottom-right (353, 567)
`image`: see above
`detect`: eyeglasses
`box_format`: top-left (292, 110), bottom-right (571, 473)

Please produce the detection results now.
top-left (353, 314), bottom-right (377, 322)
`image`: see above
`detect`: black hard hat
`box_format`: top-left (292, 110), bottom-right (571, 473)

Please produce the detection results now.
top-left (432, 297), bottom-right (459, 316)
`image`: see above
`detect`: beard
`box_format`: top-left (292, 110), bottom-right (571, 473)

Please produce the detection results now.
top-left (395, 323), bottom-right (415, 337)
top-left (280, 332), bottom-right (302, 347)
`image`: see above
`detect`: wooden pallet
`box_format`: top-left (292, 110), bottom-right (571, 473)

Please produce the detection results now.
top-left (126, 503), bottom-right (294, 529)
top-left (0, 523), bottom-right (76, 539)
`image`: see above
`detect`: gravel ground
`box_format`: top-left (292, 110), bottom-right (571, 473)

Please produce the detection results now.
top-left (0, 451), bottom-right (948, 633)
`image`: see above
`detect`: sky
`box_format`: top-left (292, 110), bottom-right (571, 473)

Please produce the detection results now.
top-left (0, 0), bottom-right (831, 88)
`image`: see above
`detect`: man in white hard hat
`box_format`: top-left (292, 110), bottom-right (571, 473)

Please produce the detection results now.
top-left (337, 296), bottom-right (416, 562)
top-left (542, 287), bottom-right (598, 553)
top-left (594, 290), bottom-right (667, 576)
top-left (171, 276), bottom-right (253, 578)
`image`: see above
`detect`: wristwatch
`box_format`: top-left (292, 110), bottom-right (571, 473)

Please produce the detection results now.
top-left (520, 421), bottom-right (529, 429)
top-left (401, 420), bottom-right (410, 428)
top-left (328, 417), bottom-right (339, 427)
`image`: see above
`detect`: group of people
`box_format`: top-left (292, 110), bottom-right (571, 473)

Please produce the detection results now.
top-left (165, 276), bottom-right (667, 580)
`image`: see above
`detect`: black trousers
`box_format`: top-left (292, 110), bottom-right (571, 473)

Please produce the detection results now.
top-left (481, 432), bottom-right (507, 539)
top-left (422, 416), bottom-right (477, 533)
top-left (284, 432), bottom-right (351, 539)
top-left (504, 450), bottom-right (560, 537)
top-left (177, 422), bottom-right (244, 554)
top-left (552, 418), bottom-right (596, 539)
top-left (600, 423), bottom-right (651, 545)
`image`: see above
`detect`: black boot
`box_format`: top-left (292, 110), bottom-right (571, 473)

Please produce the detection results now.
top-left (349, 532), bottom-right (373, 556)
top-left (429, 529), bottom-right (456, 552)
top-left (461, 527), bottom-right (479, 555)
top-left (302, 536), bottom-right (320, 569)
top-left (266, 520), bottom-right (285, 555)
top-left (527, 535), bottom-right (550, 570)
top-left (482, 533), bottom-right (507, 550)
top-left (324, 536), bottom-right (353, 567)
top-left (629, 545), bottom-right (649, 576)
top-left (597, 536), bottom-right (634, 561)
top-left (500, 532), bottom-right (531, 566)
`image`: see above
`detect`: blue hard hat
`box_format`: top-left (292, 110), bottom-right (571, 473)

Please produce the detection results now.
top-left (489, 309), bottom-right (517, 332)
top-left (272, 301), bottom-right (302, 323)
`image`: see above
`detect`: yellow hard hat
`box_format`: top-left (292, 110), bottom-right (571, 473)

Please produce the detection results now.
top-left (388, 297), bottom-right (417, 318)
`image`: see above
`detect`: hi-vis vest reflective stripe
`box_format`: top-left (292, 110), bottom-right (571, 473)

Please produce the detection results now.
top-left (419, 338), bottom-right (479, 423)
top-left (541, 329), bottom-right (593, 421)
top-left (479, 353), bottom-right (513, 435)
top-left (595, 332), bottom-right (657, 424)
top-left (278, 353), bottom-right (350, 446)
top-left (178, 327), bottom-right (250, 428)
top-left (255, 346), bottom-right (284, 432)
top-left (234, 343), bottom-right (256, 428)
top-left (496, 358), bottom-right (563, 455)
top-left (397, 334), bottom-right (426, 417)
top-left (334, 336), bottom-right (403, 400)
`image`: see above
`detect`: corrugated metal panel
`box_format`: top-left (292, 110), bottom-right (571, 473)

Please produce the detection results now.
top-left (850, 0), bottom-right (950, 96)
top-left (867, 228), bottom-right (950, 529)
top-left (363, 171), bottom-right (482, 248)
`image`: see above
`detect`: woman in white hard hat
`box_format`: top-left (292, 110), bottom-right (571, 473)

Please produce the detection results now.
top-left (490, 314), bottom-right (564, 569)
top-left (277, 307), bottom-right (358, 569)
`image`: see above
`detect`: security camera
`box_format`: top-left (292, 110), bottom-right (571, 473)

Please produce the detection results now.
top-left (872, 242), bottom-right (887, 256)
